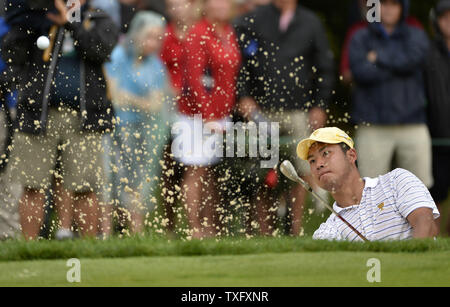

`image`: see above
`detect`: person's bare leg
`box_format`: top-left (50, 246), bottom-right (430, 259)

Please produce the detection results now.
top-left (163, 193), bottom-right (176, 233)
top-left (54, 179), bottom-right (73, 230)
top-left (200, 168), bottom-right (218, 237)
top-left (288, 182), bottom-right (307, 236)
top-left (162, 177), bottom-right (177, 234)
top-left (245, 200), bottom-right (256, 236)
top-left (161, 148), bottom-right (179, 234)
top-left (183, 166), bottom-right (207, 239)
top-left (129, 194), bottom-right (145, 234)
top-left (73, 191), bottom-right (99, 238)
top-left (130, 211), bottom-right (144, 234)
top-left (98, 201), bottom-right (113, 238)
top-left (19, 188), bottom-right (46, 240)
top-left (255, 188), bottom-right (276, 236)
top-left (211, 174), bottom-right (222, 237)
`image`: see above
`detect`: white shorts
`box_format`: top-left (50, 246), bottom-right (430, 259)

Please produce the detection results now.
top-left (171, 114), bottom-right (227, 167)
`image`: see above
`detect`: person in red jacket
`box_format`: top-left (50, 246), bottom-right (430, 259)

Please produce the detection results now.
top-left (182, 4), bottom-right (241, 121)
top-left (162, 0), bottom-right (200, 94)
top-left (160, 0), bottom-right (199, 237)
top-left (171, 0), bottom-right (241, 239)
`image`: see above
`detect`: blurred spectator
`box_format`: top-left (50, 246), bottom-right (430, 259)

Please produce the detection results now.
top-left (235, 0), bottom-right (335, 236)
top-left (162, 0), bottom-right (200, 95)
top-left (93, 0), bottom-right (149, 35)
top-left (92, 0), bottom-right (121, 27)
top-left (3, 0), bottom-right (119, 240)
top-left (120, 0), bottom-right (166, 17)
top-left (235, 0), bottom-right (271, 15)
top-left (340, 0), bottom-right (423, 85)
top-left (0, 175), bottom-right (21, 239)
top-left (0, 159), bottom-right (21, 240)
top-left (106, 11), bottom-right (172, 234)
top-left (118, 0), bottom-right (138, 34)
top-left (349, 0), bottom-right (432, 188)
top-left (141, 0), bottom-right (167, 16)
top-left (0, 12), bottom-right (21, 240)
top-left (425, 0), bottom-right (450, 236)
top-left (346, 0), bottom-right (369, 29)
top-left (173, 0), bottom-right (241, 239)
top-left (0, 14), bottom-right (13, 174)
top-left (91, 0), bottom-right (141, 239)
top-left (91, 0), bottom-right (141, 238)
top-left (52, 176), bottom-right (75, 239)
top-left (160, 0), bottom-right (199, 236)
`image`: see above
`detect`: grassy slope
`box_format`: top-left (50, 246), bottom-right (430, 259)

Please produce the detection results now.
top-left (0, 237), bottom-right (449, 287)
top-left (1, 251), bottom-right (449, 287)
top-left (1, 236), bottom-right (450, 261)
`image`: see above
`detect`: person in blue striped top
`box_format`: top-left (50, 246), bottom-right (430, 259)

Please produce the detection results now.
top-left (296, 127), bottom-right (440, 241)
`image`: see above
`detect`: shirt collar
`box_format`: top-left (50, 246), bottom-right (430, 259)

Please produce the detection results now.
top-left (364, 176), bottom-right (379, 188)
top-left (332, 177), bottom-right (379, 213)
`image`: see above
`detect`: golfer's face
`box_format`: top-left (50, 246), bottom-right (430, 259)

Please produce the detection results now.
top-left (307, 143), bottom-right (349, 191)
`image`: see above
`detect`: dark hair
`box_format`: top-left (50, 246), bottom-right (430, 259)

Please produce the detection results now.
top-left (340, 143), bottom-right (358, 168)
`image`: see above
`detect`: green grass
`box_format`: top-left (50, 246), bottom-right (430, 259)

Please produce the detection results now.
top-left (1, 237), bottom-right (449, 286)
top-left (1, 236), bottom-right (450, 262)
top-left (2, 189), bottom-right (449, 287)
top-left (1, 251), bottom-right (449, 287)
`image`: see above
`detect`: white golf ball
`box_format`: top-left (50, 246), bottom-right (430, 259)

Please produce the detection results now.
top-left (37, 36), bottom-right (50, 50)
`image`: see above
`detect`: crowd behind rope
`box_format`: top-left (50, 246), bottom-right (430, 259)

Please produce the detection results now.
top-left (0, 0), bottom-right (449, 240)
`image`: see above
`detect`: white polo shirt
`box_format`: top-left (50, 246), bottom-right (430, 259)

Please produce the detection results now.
top-left (313, 168), bottom-right (440, 241)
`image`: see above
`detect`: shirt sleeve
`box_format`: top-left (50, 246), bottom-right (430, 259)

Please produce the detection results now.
top-left (393, 168), bottom-right (440, 220)
top-left (375, 28), bottom-right (429, 75)
top-left (349, 30), bottom-right (393, 85)
top-left (312, 216), bottom-right (343, 241)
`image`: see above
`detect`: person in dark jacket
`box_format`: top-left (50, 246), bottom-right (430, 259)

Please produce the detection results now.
top-left (0, 13), bottom-right (21, 240)
top-left (0, 15), bottom-right (14, 174)
top-left (425, 0), bottom-right (450, 236)
top-left (235, 0), bottom-right (335, 236)
top-left (349, 0), bottom-right (433, 189)
top-left (2, 0), bottom-right (119, 240)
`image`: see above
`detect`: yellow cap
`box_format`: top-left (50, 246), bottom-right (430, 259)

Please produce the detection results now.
top-left (296, 127), bottom-right (354, 160)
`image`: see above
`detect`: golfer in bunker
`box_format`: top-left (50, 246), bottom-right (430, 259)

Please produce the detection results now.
top-left (296, 127), bottom-right (440, 241)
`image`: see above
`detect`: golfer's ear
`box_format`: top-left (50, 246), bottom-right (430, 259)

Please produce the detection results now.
top-left (347, 148), bottom-right (358, 165)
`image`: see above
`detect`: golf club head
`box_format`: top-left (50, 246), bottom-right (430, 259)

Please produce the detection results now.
top-left (279, 160), bottom-right (302, 183)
